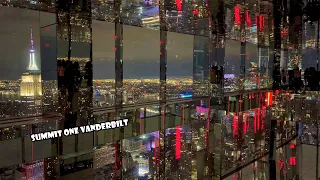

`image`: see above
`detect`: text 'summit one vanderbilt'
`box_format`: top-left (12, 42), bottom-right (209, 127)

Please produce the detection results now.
top-left (30, 119), bottom-right (129, 142)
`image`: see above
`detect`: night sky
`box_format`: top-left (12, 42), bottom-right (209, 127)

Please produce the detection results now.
top-left (0, 6), bottom-right (316, 80)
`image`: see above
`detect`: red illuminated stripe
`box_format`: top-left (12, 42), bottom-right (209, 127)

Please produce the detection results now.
top-left (176, 126), bottom-right (181, 159)
top-left (246, 11), bottom-right (252, 26)
top-left (254, 109), bottom-right (257, 133)
top-left (259, 15), bottom-right (264, 31)
top-left (233, 113), bottom-right (238, 137)
top-left (290, 157), bottom-right (296, 166)
top-left (278, 160), bottom-right (284, 170)
top-left (234, 6), bottom-right (241, 25)
top-left (176, 0), bottom-right (181, 11)
top-left (243, 116), bottom-right (247, 135)
top-left (290, 144), bottom-right (295, 149)
top-left (266, 92), bottom-right (273, 106)
top-left (239, 95), bottom-right (242, 112)
top-left (261, 107), bottom-right (265, 130)
top-left (258, 108), bottom-right (261, 130)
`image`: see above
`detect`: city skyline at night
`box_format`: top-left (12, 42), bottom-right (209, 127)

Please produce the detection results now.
top-left (0, 6), bottom-right (290, 81)
top-left (0, 0), bottom-right (317, 179)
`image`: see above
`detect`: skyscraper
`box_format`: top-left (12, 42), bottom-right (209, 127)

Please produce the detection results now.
top-left (20, 26), bottom-right (42, 98)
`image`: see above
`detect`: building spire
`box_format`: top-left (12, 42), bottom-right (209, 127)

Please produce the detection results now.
top-left (27, 25), bottom-right (39, 71)
top-left (30, 25), bottom-right (34, 50)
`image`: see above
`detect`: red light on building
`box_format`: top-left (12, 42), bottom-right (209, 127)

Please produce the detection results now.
top-left (246, 11), bottom-right (252, 27)
top-left (232, 174), bottom-right (238, 179)
top-left (234, 6), bottom-right (241, 25)
top-left (289, 157), bottom-right (296, 166)
top-left (175, 126), bottom-right (181, 159)
top-left (243, 117), bottom-right (247, 135)
top-left (257, 108), bottom-right (261, 130)
top-left (45, 44), bottom-right (50, 48)
top-left (233, 113), bottom-right (238, 138)
top-left (193, 9), bottom-right (199, 16)
top-left (243, 113), bottom-right (249, 135)
top-left (259, 15), bottom-right (264, 31)
top-left (176, 0), bottom-right (181, 11)
top-left (254, 109), bottom-right (257, 133)
top-left (281, 28), bottom-right (287, 37)
top-left (257, 76), bottom-right (261, 87)
top-left (278, 160), bottom-right (284, 170)
top-left (256, 15), bottom-right (265, 31)
top-left (266, 92), bottom-right (272, 106)
top-left (290, 143), bottom-right (295, 149)
top-left (253, 165), bottom-right (257, 171)
top-left (261, 107), bottom-right (265, 130)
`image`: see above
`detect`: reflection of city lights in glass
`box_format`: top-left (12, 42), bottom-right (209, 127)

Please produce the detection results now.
top-left (180, 94), bottom-right (192, 98)
top-left (138, 167), bottom-right (149, 176)
top-left (196, 106), bottom-right (209, 113)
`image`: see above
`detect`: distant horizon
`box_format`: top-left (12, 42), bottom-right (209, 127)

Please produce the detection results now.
top-left (0, 76), bottom-right (194, 81)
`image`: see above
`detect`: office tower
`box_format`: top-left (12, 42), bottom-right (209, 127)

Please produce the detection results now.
top-left (20, 27), bottom-right (42, 98)
top-left (20, 26), bottom-right (42, 115)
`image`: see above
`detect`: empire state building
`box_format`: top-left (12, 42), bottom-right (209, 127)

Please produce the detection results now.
top-left (20, 26), bottom-right (42, 98)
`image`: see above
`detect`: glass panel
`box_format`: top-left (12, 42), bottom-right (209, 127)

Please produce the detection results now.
top-left (92, 21), bottom-right (115, 107)
top-left (123, 25), bottom-right (160, 104)
top-left (122, 132), bottom-right (158, 178)
top-left (56, 0), bottom-right (93, 125)
top-left (193, 35), bottom-right (210, 97)
top-left (167, 32), bottom-right (193, 99)
top-left (93, 143), bottom-right (117, 179)
top-left (0, 7), bottom-right (41, 118)
top-left (40, 22), bottom-right (58, 114)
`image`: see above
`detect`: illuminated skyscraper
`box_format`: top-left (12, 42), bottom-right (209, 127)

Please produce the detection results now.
top-left (20, 26), bottom-right (42, 98)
